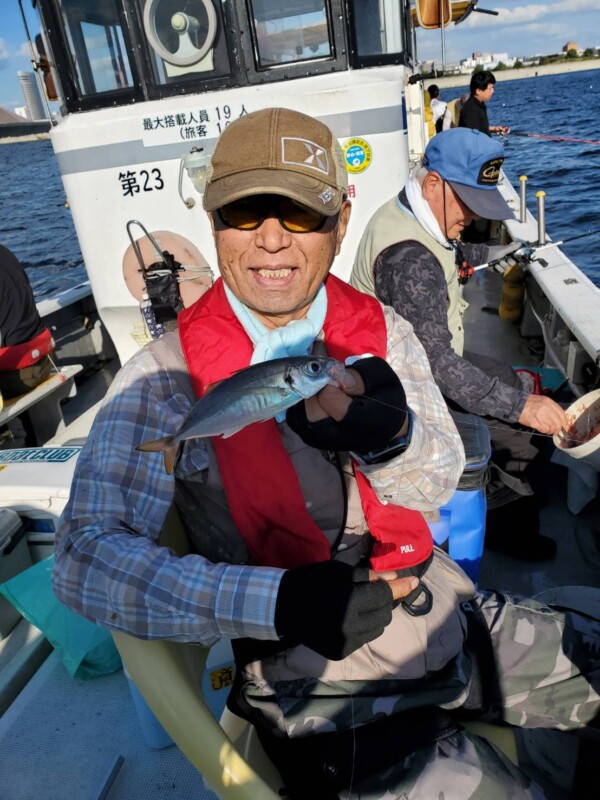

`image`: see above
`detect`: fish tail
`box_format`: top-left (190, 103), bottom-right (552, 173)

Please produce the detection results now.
top-left (136, 435), bottom-right (173, 453)
top-left (136, 436), bottom-right (179, 474)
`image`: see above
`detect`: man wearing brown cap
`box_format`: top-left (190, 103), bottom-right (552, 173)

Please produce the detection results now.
top-left (54, 108), bottom-right (600, 800)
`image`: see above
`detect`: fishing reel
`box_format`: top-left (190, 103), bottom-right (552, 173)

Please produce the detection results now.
top-left (457, 259), bottom-right (475, 285)
top-left (454, 243), bottom-right (475, 285)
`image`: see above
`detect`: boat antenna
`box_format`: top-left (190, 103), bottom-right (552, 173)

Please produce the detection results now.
top-left (17, 0), bottom-right (56, 126)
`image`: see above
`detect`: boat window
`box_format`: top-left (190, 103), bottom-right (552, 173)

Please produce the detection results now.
top-left (248, 0), bottom-right (333, 68)
top-left (55, 0), bottom-right (134, 95)
top-left (140, 0), bottom-right (230, 85)
top-left (347, 0), bottom-right (404, 59)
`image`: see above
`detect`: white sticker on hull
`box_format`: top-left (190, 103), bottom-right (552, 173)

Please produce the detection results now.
top-left (141, 103), bottom-right (249, 146)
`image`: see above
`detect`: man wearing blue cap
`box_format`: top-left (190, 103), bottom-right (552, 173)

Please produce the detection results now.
top-left (351, 128), bottom-right (568, 561)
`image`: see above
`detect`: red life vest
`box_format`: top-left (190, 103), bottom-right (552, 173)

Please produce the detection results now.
top-left (0, 327), bottom-right (54, 371)
top-left (178, 275), bottom-right (433, 571)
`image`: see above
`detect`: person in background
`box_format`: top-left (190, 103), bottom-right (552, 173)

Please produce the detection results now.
top-left (0, 244), bottom-right (55, 400)
top-left (459, 70), bottom-right (510, 136)
top-left (351, 128), bottom-right (567, 561)
top-left (54, 109), bottom-right (599, 800)
top-left (427, 83), bottom-right (447, 133)
top-left (442, 92), bottom-right (469, 130)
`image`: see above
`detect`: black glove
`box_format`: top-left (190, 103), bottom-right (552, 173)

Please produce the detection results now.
top-left (274, 560), bottom-right (394, 661)
top-left (286, 356), bottom-right (407, 453)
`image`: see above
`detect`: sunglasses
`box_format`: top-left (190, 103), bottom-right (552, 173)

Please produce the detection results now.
top-left (216, 195), bottom-right (330, 233)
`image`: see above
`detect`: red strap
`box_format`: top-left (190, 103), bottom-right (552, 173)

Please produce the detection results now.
top-left (178, 276), bottom-right (432, 570)
top-left (0, 327), bottom-right (54, 371)
top-left (179, 280), bottom-right (330, 568)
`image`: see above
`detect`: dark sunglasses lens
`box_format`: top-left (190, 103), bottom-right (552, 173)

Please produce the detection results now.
top-left (218, 196), bottom-right (327, 232)
top-left (279, 198), bottom-right (327, 232)
top-left (219, 199), bottom-right (263, 230)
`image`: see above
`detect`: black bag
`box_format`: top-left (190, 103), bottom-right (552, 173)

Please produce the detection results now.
top-left (256, 706), bottom-right (458, 799)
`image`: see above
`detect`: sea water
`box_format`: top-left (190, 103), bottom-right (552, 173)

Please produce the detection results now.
top-left (0, 68), bottom-right (599, 296)
top-left (0, 137), bottom-right (87, 300)
top-left (440, 69), bottom-right (600, 286)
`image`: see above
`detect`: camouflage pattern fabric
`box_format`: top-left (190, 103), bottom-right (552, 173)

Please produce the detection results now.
top-left (473, 589), bottom-right (600, 731)
top-left (241, 588), bottom-right (600, 798)
top-left (347, 729), bottom-right (546, 799)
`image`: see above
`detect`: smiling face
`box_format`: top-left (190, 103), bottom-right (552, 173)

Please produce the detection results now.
top-left (210, 196), bottom-right (351, 329)
top-left (422, 171), bottom-right (481, 240)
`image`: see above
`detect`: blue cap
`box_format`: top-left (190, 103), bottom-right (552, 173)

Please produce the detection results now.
top-left (423, 129), bottom-right (514, 220)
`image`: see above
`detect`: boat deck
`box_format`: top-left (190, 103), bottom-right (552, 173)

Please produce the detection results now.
top-left (0, 652), bottom-right (216, 800)
top-left (0, 264), bottom-right (597, 800)
top-left (465, 267), bottom-right (600, 594)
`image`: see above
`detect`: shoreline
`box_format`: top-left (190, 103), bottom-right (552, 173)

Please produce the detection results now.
top-left (433, 59), bottom-right (600, 89)
top-left (0, 133), bottom-right (50, 144)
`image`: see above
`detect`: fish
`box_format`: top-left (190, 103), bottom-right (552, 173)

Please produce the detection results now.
top-left (136, 355), bottom-right (346, 473)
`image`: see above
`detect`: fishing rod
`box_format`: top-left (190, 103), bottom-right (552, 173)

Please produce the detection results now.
top-left (361, 395), bottom-right (586, 445)
top-left (509, 130), bottom-right (600, 146)
top-left (473, 229), bottom-right (598, 273)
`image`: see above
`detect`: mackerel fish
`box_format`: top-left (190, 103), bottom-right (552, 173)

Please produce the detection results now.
top-left (137, 355), bottom-right (345, 473)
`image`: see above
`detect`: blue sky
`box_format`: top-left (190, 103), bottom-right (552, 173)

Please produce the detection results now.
top-left (1, 1), bottom-right (599, 111)
top-left (1, 2), bottom-right (45, 112)
top-left (416, 0), bottom-right (600, 63)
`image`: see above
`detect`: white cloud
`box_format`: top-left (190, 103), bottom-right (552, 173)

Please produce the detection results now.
top-left (519, 22), bottom-right (567, 38)
top-left (554, 0), bottom-right (600, 10)
top-left (462, 0), bottom-right (600, 29)
top-left (416, 0), bottom-right (600, 61)
top-left (0, 38), bottom-right (36, 62)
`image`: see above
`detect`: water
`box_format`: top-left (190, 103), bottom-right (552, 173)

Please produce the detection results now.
top-left (0, 69), bottom-right (599, 300)
top-left (440, 69), bottom-right (600, 286)
top-left (0, 138), bottom-right (86, 301)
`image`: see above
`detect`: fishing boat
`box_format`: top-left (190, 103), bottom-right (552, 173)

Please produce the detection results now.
top-left (1, 1), bottom-right (598, 797)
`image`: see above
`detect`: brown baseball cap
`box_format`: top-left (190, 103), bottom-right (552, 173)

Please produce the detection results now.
top-left (203, 107), bottom-right (348, 216)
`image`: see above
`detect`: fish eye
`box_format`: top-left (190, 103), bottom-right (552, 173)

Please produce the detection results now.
top-left (306, 360), bottom-right (322, 374)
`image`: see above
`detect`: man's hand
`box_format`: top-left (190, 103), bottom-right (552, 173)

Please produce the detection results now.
top-left (491, 125), bottom-right (510, 135)
top-left (303, 367), bottom-right (366, 423)
top-left (518, 394), bottom-right (569, 435)
top-left (286, 357), bottom-right (408, 453)
top-left (274, 560), bottom-right (418, 661)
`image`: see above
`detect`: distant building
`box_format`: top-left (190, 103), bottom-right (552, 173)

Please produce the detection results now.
top-left (562, 41), bottom-right (582, 55)
top-left (419, 59), bottom-right (462, 75)
top-left (17, 71), bottom-right (46, 121)
top-left (460, 52), bottom-right (513, 72)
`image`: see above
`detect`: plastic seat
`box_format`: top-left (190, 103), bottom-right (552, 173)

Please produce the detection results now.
top-left (112, 505), bottom-right (284, 798)
top-left (111, 631), bottom-right (283, 799)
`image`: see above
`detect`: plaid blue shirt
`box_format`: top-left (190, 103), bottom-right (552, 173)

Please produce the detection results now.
top-left (53, 305), bottom-right (464, 644)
